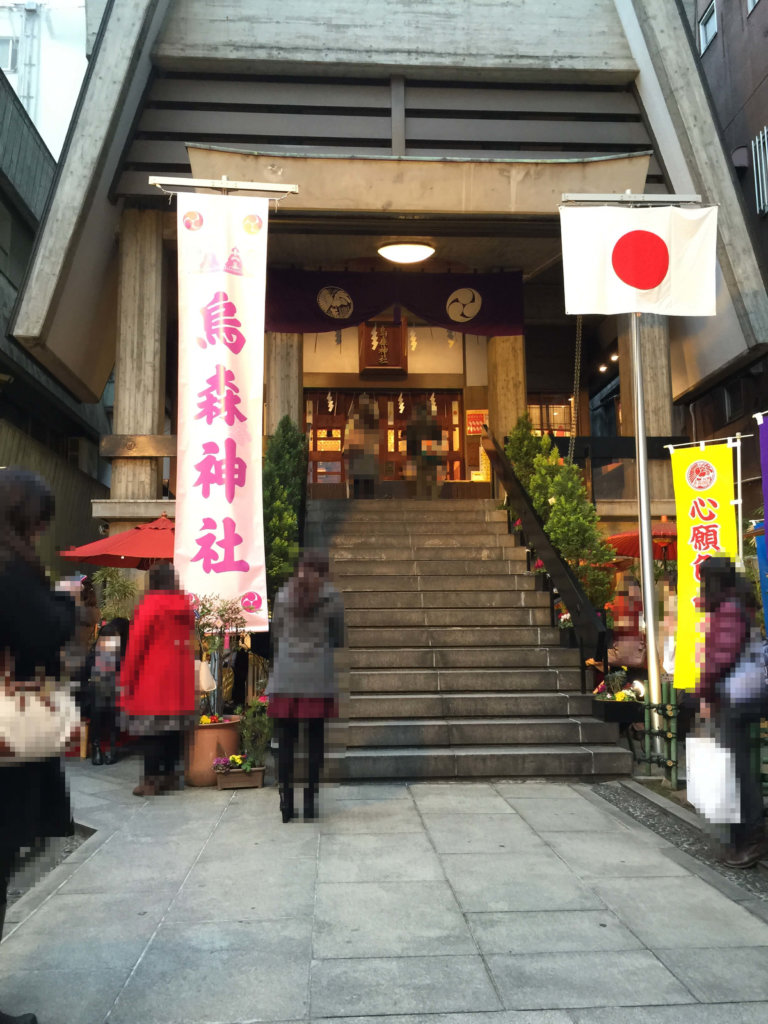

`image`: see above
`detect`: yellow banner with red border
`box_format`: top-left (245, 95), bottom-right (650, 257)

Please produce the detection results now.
top-left (670, 443), bottom-right (739, 690)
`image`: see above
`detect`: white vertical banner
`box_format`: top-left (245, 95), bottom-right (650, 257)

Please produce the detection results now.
top-left (175, 193), bottom-right (269, 630)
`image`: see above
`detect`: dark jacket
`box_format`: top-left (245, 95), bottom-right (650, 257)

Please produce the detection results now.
top-left (0, 556), bottom-right (75, 680)
top-left (697, 598), bottom-right (749, 705)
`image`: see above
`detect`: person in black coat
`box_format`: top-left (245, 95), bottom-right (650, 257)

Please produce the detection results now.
top-left (0, 468), bottom-right (76, 1024)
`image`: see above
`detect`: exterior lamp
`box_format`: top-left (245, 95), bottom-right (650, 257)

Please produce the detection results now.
top-left (610, 353), bottom-right (619, 362)
top-left (377, 243), bottom-right (435, 264)
top-left (599, 363), bottom-right (608, 373)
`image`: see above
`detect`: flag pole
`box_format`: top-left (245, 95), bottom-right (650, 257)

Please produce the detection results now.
top-left (630, 312), bottom-right (663, 734)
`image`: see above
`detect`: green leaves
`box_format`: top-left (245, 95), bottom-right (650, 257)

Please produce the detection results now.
top-left (263, 416), bottom-right (308, 605)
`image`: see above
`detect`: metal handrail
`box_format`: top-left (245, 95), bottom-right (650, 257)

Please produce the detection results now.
top-left (481, 431), bottom-right (607, 664)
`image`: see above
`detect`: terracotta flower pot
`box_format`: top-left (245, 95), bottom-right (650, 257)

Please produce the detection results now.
top-left (215, 766), bottom-right (265, 790)
top-left (185, 716), bottom-right (242, 787)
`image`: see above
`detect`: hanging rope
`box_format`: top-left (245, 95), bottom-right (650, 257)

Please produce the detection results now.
top-left (567, 315), bottom-right (583, 465)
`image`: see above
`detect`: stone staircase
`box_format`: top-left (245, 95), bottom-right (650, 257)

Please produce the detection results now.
top-left (307, 498), bottom-right (632, 780)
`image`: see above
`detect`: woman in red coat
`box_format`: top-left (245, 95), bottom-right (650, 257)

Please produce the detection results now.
top-left (119, 564), bottom-right (196, 796)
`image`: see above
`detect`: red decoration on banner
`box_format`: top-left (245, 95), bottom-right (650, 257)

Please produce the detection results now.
top-left (611, 230), bottom-right (669, 290)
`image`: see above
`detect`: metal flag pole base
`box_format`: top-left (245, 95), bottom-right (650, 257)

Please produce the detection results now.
top-left (630, 311), bottom-right (663, 752)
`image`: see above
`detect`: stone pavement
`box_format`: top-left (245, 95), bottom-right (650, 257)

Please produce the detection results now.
top-left (2, 758), bottom-right (768, 1024)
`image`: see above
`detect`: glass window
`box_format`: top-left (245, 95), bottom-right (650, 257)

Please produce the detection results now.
top-left (0, 38), bottom-right (18, 73)
top-left (699, 3), bottom-right (717, 53)
top-left (747, 0), bottom-right (760, 14)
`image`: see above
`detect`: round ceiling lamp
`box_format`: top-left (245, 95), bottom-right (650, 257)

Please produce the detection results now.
top-left (377, 242), bottom-right (436, 264)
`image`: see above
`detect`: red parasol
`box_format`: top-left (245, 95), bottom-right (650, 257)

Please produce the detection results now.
top-left (606, 521), bottom-right (677, 562)
top-left (60, 514), bottom-right (174, 569)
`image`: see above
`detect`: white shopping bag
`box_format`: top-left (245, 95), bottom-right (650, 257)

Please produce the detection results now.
top-left (686, 736), bottom-right (741, 824)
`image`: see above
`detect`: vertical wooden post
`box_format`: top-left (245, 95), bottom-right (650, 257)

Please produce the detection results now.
top-left (618, 313), bottom-right (674, 499)
top-left (111, 209), bottom-right (166, 500)
top-left (264, 332), bottom-right (303, 436)
top-left (487, 334), bottom-right (527, 444)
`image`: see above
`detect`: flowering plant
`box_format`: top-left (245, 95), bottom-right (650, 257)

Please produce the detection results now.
top-left (235, 693), bottom-right (272, 767)
top-left (532, 558), bottom-right (547, 575)
top-left (558, 611), bottom-right (573, 630)
top-left (199, 714), bottom-right (228, 725)
top-left (213, 753), bottom-right (256, 773)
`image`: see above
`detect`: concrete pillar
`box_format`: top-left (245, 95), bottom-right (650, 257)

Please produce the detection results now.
top-left (618, 312), bottom-right (673, 498)
top-left (111, 209), bottom-right (166, 500)
top-left (264, 332), bottom-right (303, 436)
top-left (486, 334), bottom-right (527, 443)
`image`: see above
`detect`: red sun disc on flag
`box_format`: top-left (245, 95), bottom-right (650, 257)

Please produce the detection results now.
top-left (611, 230), bottom-right (669, 290)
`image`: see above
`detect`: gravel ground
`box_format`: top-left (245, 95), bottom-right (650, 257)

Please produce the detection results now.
top-left (593, 780), bottom-right (768, 900)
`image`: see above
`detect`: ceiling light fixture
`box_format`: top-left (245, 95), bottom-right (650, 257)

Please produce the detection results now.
top-left (377, 243), bottom-right (435, 264)
top-left (610, 353), bottom-right (619, 362)
top-left (599, 364), bottom-right (608, 373)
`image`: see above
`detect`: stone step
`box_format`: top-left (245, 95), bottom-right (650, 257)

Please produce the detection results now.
top-left (309, 509), bottom-right (507, 524)
top-left (346, 626), bottom-right (561, 647)
top-left (329, 532), bottom-right (520, 549)
top-left (332, 558), bottom-right (528, 576)
top-left (324, 520), bottom-right (510, 536)
top-left (308, 498), bottom-right (501, 513)
top-left (349, 692), bottom-right (593, 718)
top-left (330, 744), bottom-right (633, 780)
top-left (333, 574), bottom-right (539, 593)
top-left (346, 606), bottom-right (552, 628)
top-left (344, 716), bottom-right (618, 747)
top-left (349, 645), bottom-right (581, 669)
top-left (331, 545), bottom-right (527, 563)
top-left (340, 589), bottom-right (550, 610)
top-left (349, 668), bottom-right (583, 693)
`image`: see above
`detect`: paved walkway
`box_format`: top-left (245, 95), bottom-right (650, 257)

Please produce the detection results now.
top-left (2, 758), bottom-right (768, 1024)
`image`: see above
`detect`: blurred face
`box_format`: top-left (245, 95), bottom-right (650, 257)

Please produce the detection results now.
top-left (100, 636), bottom-right (120, 652)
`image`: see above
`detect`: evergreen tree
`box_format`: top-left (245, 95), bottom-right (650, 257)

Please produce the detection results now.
top-left (504, 413), bottom-right (541, 490)
top-left (528, 434), bottom-right (561, 524)
top-left (262, 416), bottom-right (308, 605)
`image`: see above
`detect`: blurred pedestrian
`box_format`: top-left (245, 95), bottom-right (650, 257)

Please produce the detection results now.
top-left (345, 396), bottom-right (379, 499)
top-left (406, 403), bottom-right (443, 499)
top-left (0, 468), bottom-right (76, 1024)
top-left (119, 564), bottom-right (195, 797)
top-left (697, 556), bottom-right (767, 868)
top-left (266, 551), bottom-right (344, 822)
top-left (88, 617), bottom-right (129, 765)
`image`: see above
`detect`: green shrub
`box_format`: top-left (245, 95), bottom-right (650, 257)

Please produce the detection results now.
top-left (504, 413), bottom-right (541, 491)
top-left (91, 567), bottom-right (137, 621)
top-left (263, 416), bottom-right (308, 605)
top-left (528, 434), bottom-right (562, 524)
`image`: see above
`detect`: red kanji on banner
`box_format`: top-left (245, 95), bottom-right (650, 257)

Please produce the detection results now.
top-left (197, 292), bottom-right (246, 354)
top-left (195, 365), bottom-right (247, 427)
top-left (689, 523), bottom-right (721, 553)
top-left (193, 438), bottom-right (247, 504)
top-left (689, 497), bottom-right (718, 522)
top-left (191, 516), bottom-right (250, 574)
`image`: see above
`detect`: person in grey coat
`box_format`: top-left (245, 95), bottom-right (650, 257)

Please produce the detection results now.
top-left (266, 551), bottom-right (344, 822)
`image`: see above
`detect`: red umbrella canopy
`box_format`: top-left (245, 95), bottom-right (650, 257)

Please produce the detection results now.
top-left (606, 522), bottom-right (677, 562)
top-left (60, 514), bottom-right (175, 569)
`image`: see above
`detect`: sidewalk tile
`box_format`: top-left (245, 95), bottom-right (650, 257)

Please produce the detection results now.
top-left (467, 909), bottom-right (642, 954)
top-left (0, 967), bottom-right (127, 1024)
top-left (442, 852), bottom-right (604, 912)
top-left (319, 800), bottom-right (423, 834)
top-left (594, 876), bottom-right (768, 949)
top-left (540, 831), bottom-right (688, 879)
top-left (485, 950), bottom-right (696, 1009)
top-left (423, 811), bottom-right (543, 855)
top-left (313, 880), bottom-right (473, 958)
top-left (410, 783), bottom-right (515, 814)
top-left (495, 782), bottom-right (583, 800)
top-left (109, 918), bottom-right (312, 1024)
top-left (657, 947), bottom-right (768, 1002)
top-left (57, 836), bottom-right (203, 894)
top-left (168, 859), bottom-right (317, 923)
top-left (0, 891), bottom-right (166, 971)
top-left (570, 1005), bottom-right (768, 1023)
top-left (507, 797), bottom-right (629, 833)
top-left (318, 833), bottom-right (442, 883)
top-left (310, 955), bottom-right (501, 1016)
top-left (317, 1014), bottom-right (572, 1024)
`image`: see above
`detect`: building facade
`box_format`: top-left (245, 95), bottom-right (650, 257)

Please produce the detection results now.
top-left (9, 0), bottom-right (768, 527)
top-left (0, 68), bottom-right (107, 573)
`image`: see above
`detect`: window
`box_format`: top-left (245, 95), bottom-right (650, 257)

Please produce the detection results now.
top-left (747, 0), bottom-right (761, 13)
top-left (0, 37), bottom-right (18, 73)
top-left (699, 3), bottom-right (717, 52)
top-left (753, 127), bottom-right (768, 216)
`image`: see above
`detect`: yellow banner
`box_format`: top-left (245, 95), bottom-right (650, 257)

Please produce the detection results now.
top-left (671, 443), bottom-right (738, 690)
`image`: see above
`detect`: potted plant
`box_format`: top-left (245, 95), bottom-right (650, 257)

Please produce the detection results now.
top-left (212, 696), bottom-right (273, 790)
top-left (592, 669), bottom-right (645, 723)
top-left (185, 595), bottom-right (247, 787)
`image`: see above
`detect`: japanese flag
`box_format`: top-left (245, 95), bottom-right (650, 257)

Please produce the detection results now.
top-left (558, 205), bottom-right (717, 316)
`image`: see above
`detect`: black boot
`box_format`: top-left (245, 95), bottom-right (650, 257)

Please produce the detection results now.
top-left (0, 1011), bottom-right (38, 1024)
top-left (91, 742), bottom-right (103, 766)
top-left (279, 787), bottom-right (294, 824)
top-left (304, 787), bottom-right (316, 821)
